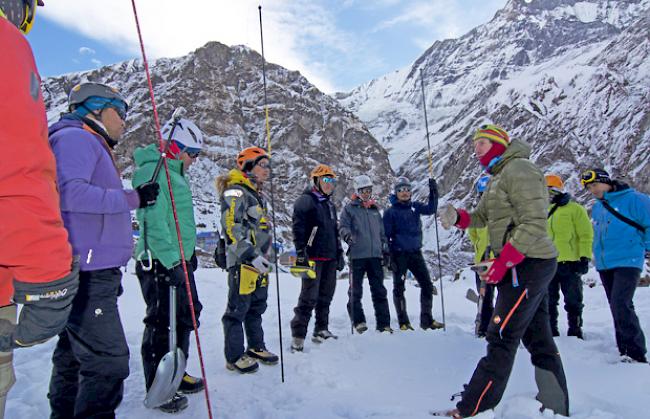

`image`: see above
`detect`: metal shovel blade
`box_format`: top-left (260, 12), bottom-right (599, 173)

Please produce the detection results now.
top-left (465, 288), bottom-right (479, 304)
top-left (143, 348), bottom-right (187, 408)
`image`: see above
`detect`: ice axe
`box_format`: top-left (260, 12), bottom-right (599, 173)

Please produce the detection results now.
top-left (144, 285), bottom-right (187, 408)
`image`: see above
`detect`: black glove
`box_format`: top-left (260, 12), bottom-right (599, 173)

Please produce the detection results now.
top-left (429, 178), bottom-right (438, 194)
top-left (295, 249), bottom-right (309, 267)
top-left (382, 252), bottom-right (391, 269)
top-left (136, 181), bottom-right (160, 208)
top-left (167, 263), bottom-right (187, 287)
top-left (4, 260), bottom-right (80, 351)
top-left (336, 252), bottom-right (345, 271)
top-left (190, 253), bottom-right (198, 272)
top-left (574, 257), bottom-right (590, 275)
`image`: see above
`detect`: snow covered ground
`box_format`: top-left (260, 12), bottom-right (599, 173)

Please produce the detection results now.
top-left (7, 262), bottom-right (650, 418)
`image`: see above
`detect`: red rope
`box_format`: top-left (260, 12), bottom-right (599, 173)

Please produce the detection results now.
top-left (130, 1), bottom-right (214, 417)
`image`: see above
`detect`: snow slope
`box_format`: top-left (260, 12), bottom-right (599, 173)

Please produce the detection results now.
top-left (8, 262), bottom-right (650, 418)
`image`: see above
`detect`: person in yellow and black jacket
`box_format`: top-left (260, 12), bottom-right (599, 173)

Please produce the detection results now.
top-left (545, 174), bottom-right (593, 339)
top-left (215, 147), bottom-right (278, 374)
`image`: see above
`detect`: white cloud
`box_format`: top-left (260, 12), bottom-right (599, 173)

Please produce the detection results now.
top-left (78, 46), bottom-right (96, 55)
top-left (40, 0), bottom-right (357, 93)
top-left (90, 58), bottom-right (102, 67)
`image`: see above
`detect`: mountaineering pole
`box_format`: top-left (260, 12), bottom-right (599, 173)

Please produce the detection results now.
top-left (130, 1), bottom-right (214, 416)
top-left (259, 4), bottom-right (285, 383)
top-left (419, 68), bottom-right (446, 331)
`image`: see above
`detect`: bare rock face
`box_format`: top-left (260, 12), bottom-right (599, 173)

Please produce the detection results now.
top-left (340, 0), bottom-right (650, 272)
top-left (43, 42), bottom-right (393, 245)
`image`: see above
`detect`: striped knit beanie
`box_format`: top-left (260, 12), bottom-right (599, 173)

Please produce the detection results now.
top-left (473, 124), bottom-right (510, 147)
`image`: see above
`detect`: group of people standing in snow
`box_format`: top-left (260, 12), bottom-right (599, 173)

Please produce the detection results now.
top-left (1, 2), bottom-right (649, 419)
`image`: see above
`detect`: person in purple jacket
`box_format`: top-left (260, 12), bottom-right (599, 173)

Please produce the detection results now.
top-left (46, 82), bottom-right (160, 419)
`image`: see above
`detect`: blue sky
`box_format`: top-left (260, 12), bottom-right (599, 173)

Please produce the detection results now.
top-left (30, 0), bottom-right (507, 93)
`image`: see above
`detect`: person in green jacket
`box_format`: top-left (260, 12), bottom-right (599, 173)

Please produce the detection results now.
top-left (133, 118), bottom-right (205, 413)
top-left (437, 124), bottom-right (568, 418)
top-left (468, 174), bottom-right (494, 338)
top-left (545, 174), bottom-right (593, 339)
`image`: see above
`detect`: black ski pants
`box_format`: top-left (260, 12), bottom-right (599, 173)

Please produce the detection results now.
top-left (290, 259), bottom-right (337, 339)
top-left (475, 274), bottom-right (495, 335)
top-left (48, 268), bottom-right (129, 419)
top-left (600, 267), bottom-right (647, 361)
top-left (136, 260), bottom-right (202, 390)
top-left (392, 251), bottom-right (433, 327)
top-left (548, 262), bottom-right (583, 332)
top-left (222, 266), bottom-right (268, 363)
top-left (456, 258), bottom-right (569, 418)
top-left (347, 257), bottom-right (390, 329)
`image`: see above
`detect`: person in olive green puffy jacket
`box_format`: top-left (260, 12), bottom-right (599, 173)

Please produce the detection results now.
top-left (545, 174), bottom-right (593, 339)
top-left (436, 124), bottom-right (568, 419)
top-left (132, 118), bottom-right (205, 413)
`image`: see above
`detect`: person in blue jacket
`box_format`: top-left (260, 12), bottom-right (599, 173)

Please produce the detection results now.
top-left (383, 176), bottom-right (444, 331)
top-left (582, 168), bottom-right (650, 363)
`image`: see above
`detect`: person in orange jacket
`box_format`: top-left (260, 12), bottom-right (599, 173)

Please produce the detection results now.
top-left (0, 0), bottom-right (79, 415)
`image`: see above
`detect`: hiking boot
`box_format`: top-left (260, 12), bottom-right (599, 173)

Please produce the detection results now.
top-left (354, 322), bottom-right (368, 334)
top-left (312, 329), bottom-right (338, 343)
top-left (378, 326), bottom-right (394, 334)
top-left (226, 354), bottom-right (259, 374)
top-left (291, 337), bottom-right (305, 352)
top-left (567, 327), bottom-right (583, 340)
top-left (247, 348), bottom-right (279, 365)
top-left (422, 320), bottom-right (445, 330)
top-left (400, 323), bottom-right (415, 331)
top-left (178, 373), bottom-right (204, 394)
top-left (621, 354), bottom-right (648, 364)
top-left (156, 393), bottom-right (188, 414)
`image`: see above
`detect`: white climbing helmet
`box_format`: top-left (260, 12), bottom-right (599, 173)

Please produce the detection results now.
top-left (161, 118), bottom-right (204, 150)
top-left (353, 174), bottom-right (373, 191)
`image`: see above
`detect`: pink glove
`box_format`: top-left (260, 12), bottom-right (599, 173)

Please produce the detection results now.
top-left (480, 242), bottom-right (525, 285)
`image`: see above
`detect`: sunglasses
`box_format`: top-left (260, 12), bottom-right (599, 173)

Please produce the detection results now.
top-left (396, 186), bottom-right (411, 193)
top-left (184, 149), bottom-right (201, 159)
top-left (359, 187), bottom-right (372, 194)
top-left (256, 160), bottom-right (271, 169)
top-left (580, 170), bottom-right (596, 187)
top-left (322, 177), bottom-right (337, 184)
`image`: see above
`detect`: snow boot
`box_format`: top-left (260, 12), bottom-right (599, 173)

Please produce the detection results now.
top-left (430, 408), bottom-right (463, 417)
top-left (247, 348), bottom-right (279, 365)
top-left (422, 320), bottom-right (445, 330)
top-left (378, 326), bottom-right (394, 334)
top-left (312, 330), bottom-right (338, 343)
top-left (567, 327), bottom-right (583, 340)
top-left (354, 322), bottom-right (368, 334)
top-left (291, 337), bottom-right (305, 352)
top-left (399, 323), bottom-right (414, 331)
top-left (156, 393), bottom-right (189, 414)
top-left (226, 354), bottom-right (259, 374)
top-left (178, 373), bottom-right (204, 394)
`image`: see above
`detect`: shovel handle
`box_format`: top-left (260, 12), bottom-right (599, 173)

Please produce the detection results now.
top-left (169, 286), bottom-right (177, 353)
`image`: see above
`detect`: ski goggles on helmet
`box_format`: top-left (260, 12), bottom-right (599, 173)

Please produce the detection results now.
top-left (358, 186), bottom-right (372, 194)
top-left (321, 176), bottom-right (337, 184)
top-left (580, 169), bottom-right (611, 188)
top-left (396, 186), bottom-right (411, 193)
top-left (106, 100), bottom-right (128, 121)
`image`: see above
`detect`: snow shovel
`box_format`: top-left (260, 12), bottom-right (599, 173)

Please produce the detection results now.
top-left (144, 286), bottom-right (186, 408)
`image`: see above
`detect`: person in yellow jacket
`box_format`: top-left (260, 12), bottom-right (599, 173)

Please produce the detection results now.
top-left (545, 174), bottom-right (594, 339)
top-left (467, 175), bottom-right (494, 338)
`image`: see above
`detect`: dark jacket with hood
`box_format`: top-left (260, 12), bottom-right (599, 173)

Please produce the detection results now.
top-left (383, 188), bottom-right (436, 253)
top-left (292, 187), bottom-right (342, 260)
